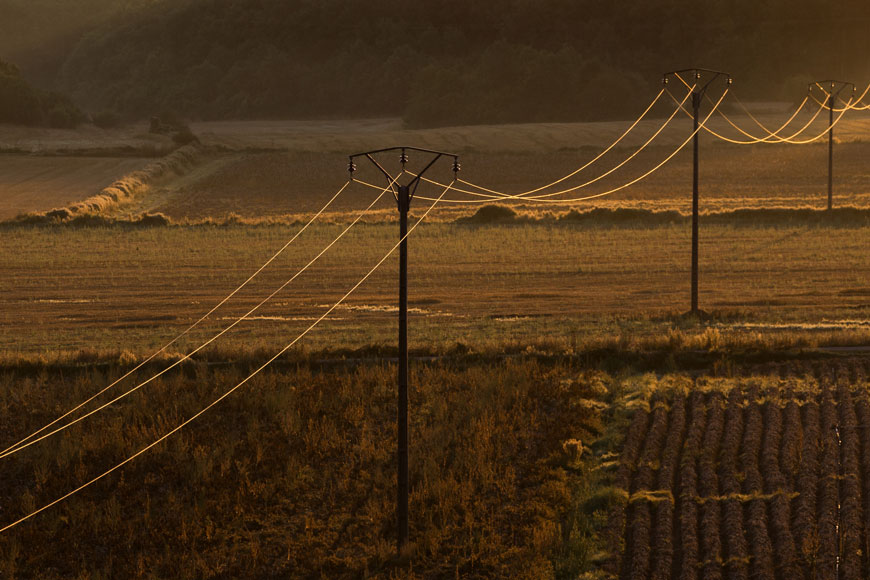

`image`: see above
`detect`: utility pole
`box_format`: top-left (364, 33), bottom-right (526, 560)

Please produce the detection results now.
top-left (663, 69), bottom-right (731, 316)
top-left (348, 147), bottom-right (459, 554)
top-left (809, 81), bottom-right (855, 211)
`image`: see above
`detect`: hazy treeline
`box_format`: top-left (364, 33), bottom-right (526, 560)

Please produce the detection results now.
top-left (0, 0), bottom-right (147, 87)
top-left (6, 0), bottom-right (870, 126)
top-left (0, 59), bottom-right (83, 127)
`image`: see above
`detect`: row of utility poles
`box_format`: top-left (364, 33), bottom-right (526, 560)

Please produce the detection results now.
top-left (343, 70), bottom-right (859, 554)
top-left (663, 69), bottom-right (854, 315)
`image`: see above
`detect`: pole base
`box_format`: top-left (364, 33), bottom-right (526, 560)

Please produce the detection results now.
top-left (681, 309), bottom-right (712, 322)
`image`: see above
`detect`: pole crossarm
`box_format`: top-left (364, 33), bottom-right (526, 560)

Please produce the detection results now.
top-left (810, 80), bottom-right (855, 95)
top-left (808, 80), bottom-right (857, 111)
top-left (663, 68), bottom-right (732, 98)
top-left (350, 146), bottom-right (460, 203)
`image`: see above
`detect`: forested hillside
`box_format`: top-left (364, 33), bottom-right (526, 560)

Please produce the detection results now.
top-left (8, 0), bottom-right (870, 126)
top-left (0, 0), bottom-right (150, 87)
top-left (0, 59), bottom-right (82, 127)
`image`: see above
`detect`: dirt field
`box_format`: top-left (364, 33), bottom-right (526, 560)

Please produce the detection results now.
top-left (2, 104), bottom-right (869, 223)
top-left (611, 359), bottom-right (870, 580)
top-left (0, 156), bottom-right (151, 220)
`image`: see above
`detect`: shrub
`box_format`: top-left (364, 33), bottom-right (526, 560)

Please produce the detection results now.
top-left (92, 109), bottom-right (122, 129)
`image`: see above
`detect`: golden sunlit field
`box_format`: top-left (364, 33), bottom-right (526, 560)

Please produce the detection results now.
top-left (0, 156), bottom-right (151, 220)
top-left (4, 0), bottom-right (870, 576)
top-left (1, 113), bottom-right (869, 579)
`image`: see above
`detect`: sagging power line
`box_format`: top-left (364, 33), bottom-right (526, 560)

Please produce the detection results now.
top-left (1, 179), bottom-right (352, 459)
top-left (0, 179), bottom-right (397, 460)
top-left (0, 179), bottom-right (456, 536)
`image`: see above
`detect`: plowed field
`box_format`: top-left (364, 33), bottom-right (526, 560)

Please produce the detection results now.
top-left (611, 358), bottom-right (870, 580)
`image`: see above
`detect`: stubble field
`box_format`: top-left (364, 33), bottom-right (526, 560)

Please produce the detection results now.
top-left (1, 112), bottom-right (869, 579)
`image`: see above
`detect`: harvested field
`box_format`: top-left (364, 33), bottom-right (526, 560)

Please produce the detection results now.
top-left (610, 358), bottom-right (870, 580)
top-left (0, 156), bottom-right (150, 220)
top-left (132, 141), bottom-right (870, 222)
top-left (190, 113), bottom-right (870, 153)
top-left (1, 221), bottom-right (868, 358)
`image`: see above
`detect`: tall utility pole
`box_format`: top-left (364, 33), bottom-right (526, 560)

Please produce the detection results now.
top-left (663, 69), bottom-right (731, 316)
top-left (809, 81), bottom-right (855, 211)
top-left (348, 147), bottom-right (459, 554)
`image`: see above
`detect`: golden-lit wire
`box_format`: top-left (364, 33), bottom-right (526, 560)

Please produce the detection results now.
top-left (0, 179), bottom-right (352, 459)
top-left (0, 179), bottom-right (454, 536)
top-left (0, 178), bottom-right (398, 460)
top-left (458, 87), bottom-right (668, 197)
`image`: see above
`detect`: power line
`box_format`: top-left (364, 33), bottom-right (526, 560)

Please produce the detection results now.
top-left (351, 87), bottom-right (681, 204)
top-left (666, 87), bottom-right (851, 145)
top-left (457, 88), bottom-right (668, 198)
top-left (456, 85), bottom-right (694, 201)
top-left (381, 85), bottom-right (696, 204)
top-left (669, 72), bottom-right (835, 145)
top-left (399, 87), bottom-right (729, 205)
top-left (0, 179), bottom-right (454, 536)
top-left (0, 180), bottom-right (352, 459)
top-left (0, 178), bottom-right (397, 460)
top-left (730, 92), bottom-right (815, 140)
top-left (810, 82), bottom-right (870, 111)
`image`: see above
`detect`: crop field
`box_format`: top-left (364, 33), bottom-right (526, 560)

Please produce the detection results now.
top-left (0, 112), bottom-right (869, 579)
top-left (1, 219), bottom-right (869, 360)
top-left (610, 358), bottom-right (870, 580)
top-left (0, 156), bottom-right (150, 220)
top-left (4, 110), bottom-right (870, 223)
top-left (0, 358), bottom-right (606, 579)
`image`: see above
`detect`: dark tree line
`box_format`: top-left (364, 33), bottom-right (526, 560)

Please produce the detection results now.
top-left (6, 0), bottom-right (870, 127)
top-left (0, 59), bottom-right (83, 128)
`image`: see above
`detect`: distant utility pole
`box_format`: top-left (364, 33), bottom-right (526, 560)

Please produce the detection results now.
top-left (809, 80), bottom-right (855, 210)
top-left (663, 68), bottom-right (731, 316)
top-left (347, 147), bottom-right (459, 555)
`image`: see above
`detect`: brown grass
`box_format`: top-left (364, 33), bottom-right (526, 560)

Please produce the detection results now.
top-left (0, 358), bottom-right (603, 579)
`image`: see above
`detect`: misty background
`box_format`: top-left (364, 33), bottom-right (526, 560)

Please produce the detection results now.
top-left (1, 0), bottom-right (869, 128)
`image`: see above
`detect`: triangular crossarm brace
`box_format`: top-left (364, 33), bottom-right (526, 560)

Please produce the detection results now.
top-left (663, 68), bottom-right (732, 100)
top-left (808, 80), bottom-right (856, 105)
top-left (349, 146), bottom-right (460, 206)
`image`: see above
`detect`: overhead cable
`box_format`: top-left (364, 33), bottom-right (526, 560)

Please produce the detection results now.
top-left (381, 85), bottom-right (697, 203)
top-left (666, 87), bottom-right (849, 145)
top-left (0, 178), bottom-right (397, 460)
top-left (811, 82), bottom-right (870, 111)
top-left (381, 88), bottom-right (729, 205)
top-left (0, 179), bottom-right (454, 536)
top-left (456, 85), bottom-right (695, 200)
top-left (459, 87), bottom-right (668, 197)
top-left (0, 180), bottom-right (351, 459)
top-left (671, 72), bottom-right (833, 145)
